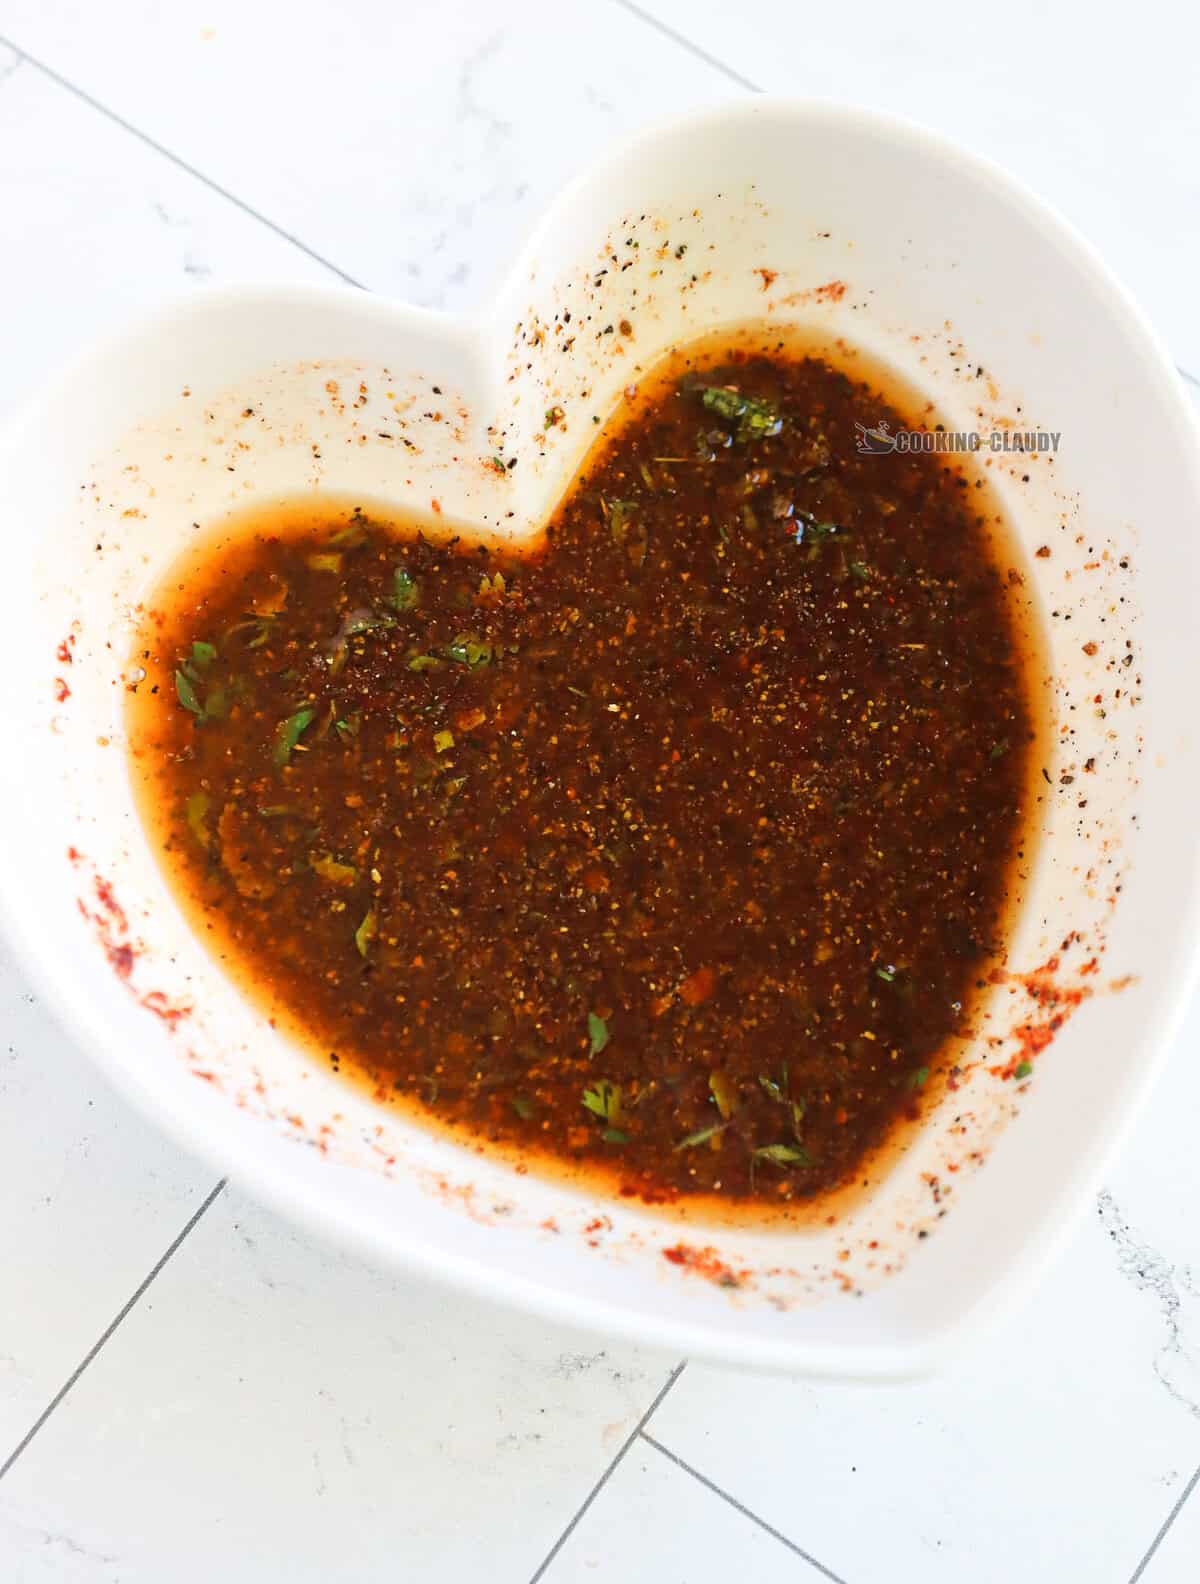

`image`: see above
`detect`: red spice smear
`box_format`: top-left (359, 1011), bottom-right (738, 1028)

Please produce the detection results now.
top-left (56, 639), bottom-right (74, 664)
top-left (987, 952), bottom-right (1095, 1078)
top-left (813, 280), bottom-right (847, 302)
top-left (53, 678), bottom-right (70, 703)
top-left (72, 854), bottom-right (191, 1026)
top-left (662, 1242), bottom-right (748, 1290)
top-left (754, 267), bottom-right (778, 291)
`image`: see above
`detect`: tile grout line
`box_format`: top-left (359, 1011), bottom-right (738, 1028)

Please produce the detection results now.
top-left (526, 1359), bottom-right (687, 1583)
top-left (1128, 1457), bottom-right (1200, 1583)
top-left (610, 0), bottom-right (763, 93)
top-left (0, 1177), bottom-right (227, 1483)
top-left (641, 1432), bottom-right (850, 1583)
top-left (0, 36), bottom-right (364, 289)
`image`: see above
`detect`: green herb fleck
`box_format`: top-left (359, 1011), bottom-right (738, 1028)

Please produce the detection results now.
top-left (849, 560), bottom-right (871, 581)
top-left (175, 668), bottom-right (203, 716)
top-left (390, 566), bottom-right (420, 611)
top-left (544, 406), bottom-right (564, 430)
top-left (328, 516), bottom-right (371, 547)
top-left (311, 853), bottom-right (358, 885)
top-left (587, 1011), bottom-right (610, 1056)
top-left (306, 552), bottom-right (343, 574)
top-left (601, 1127), bottom-right (629, 1144)
top-left (274, 705), bottom-right (316, 765)
top-left (674, 1122), bottom-right (727, 1152)
top-left (407, 653), bottom-right (444, 672)
top-left (354, 908), bottom-right (377, 957)
top-left (446, 632), bottom-right (493, 667)
top-left (184, 790), bottom-right (210, 850)
top-left (752, 1143), bottom-right (811, 1168)
top-left (907, 1065), bottom-right (931, 1090)
top-left (582, 1080), bottom-right (622, 1128)
top-left (1014, 1059), bottom-right (1033, 1080)
top-left (433, 729), bottom-right (455, 754)
top-left (709, 1070), bottom-right (739, 1120)
top-left (875, 965), bottom-right (897, 983)
top-left (511, 1094), bottom-right (535, 1120)
top-left (990, 738), bottom-right (1011, 761)
top-left (190, 640), bottom-right (217, 669)
top-left (698, 386), bottom-right (782, 443)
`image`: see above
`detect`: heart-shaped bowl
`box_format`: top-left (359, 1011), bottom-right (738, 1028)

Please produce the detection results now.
top-left (1, 99), bottom-right (1197, 1378)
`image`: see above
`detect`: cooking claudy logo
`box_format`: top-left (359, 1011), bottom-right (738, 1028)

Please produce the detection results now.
top-left (855, 421), bottom-right (1061, 456)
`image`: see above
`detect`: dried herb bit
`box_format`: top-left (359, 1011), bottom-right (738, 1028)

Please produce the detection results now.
top-left (793, 514), bottom-right (844, 555)
top-left (306, 551), bottom-right (343, 574)
top-left (433, 730), bottom-right (455, 754)
top-left (674, 1121), bottom-right (727, 1152)
top-left (274, 705), bottom-right (317, 765)
top-left (990, 739), bottom-right (1011, 761)
top-left (906, 1065), bottom-right (931, 1090)
top-left (328, 516), bottom-right (371, 547)
top-left (446, 633), bottom-right (493, 667)
top-left (709, 1070), bottom-right (739, 1120)
top-left (758, 1073), bottom-right (785, 1102)
top-left (875, 965), bottom-right (898, 983)
top-left (698, 386), bottom-right (782, 444)
top-left (606, 498), bottom-right (649, 568)
top-left (175, 645), bottom-right (226, 724)
top-left (511, 1094), bottom-right (535, 1119)
top-left (335, 713), bottom-right (362, 740)
top-left (389, 566), bottom-right (420, 611)
top-left (582, 1079), bottom-right (622, 1124)
top-left (311, 853), bottom-right (358, 885)
top-left (1013, 1059), bottom-right (1033, 1080)
top-left (752, 1143), bottom-right (812, 1168)
top-left (849, 560), bottom-right (871, 581)
top-left (354, 908), bottom-right (377, 958)
top-left (587, 1011), bottom-right (610, 1056)
top-left (544, 405), bottom-right (564, 430)
top-left (184, 790), bottom-right (210, 850)
top-left (407, 653), bottom-right (444, 672)
top-left (175, 668), bottom-right (203, 716)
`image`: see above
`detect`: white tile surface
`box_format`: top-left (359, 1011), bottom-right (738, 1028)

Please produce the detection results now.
top-left (632, 0), bottom-right (1200, 376)
top-left (0, 54), bottom-right (337, 419)
top-left (0, 1), bottom-right (733, 308)
top-left (0, 948), bottom-right (214, 1461)
top-left (542, 1433), bottom-right (824, 1582)
top-left (0, 1188), bottom-right (675, 1583)
top-left (0, 3), bottom-right (1199, 1581)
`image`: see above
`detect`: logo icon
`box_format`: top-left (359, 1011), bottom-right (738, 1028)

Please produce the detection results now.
top-left (854, 419), bottom-right (897, 455)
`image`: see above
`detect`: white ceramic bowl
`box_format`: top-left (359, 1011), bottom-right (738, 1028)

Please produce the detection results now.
top-left (2, 100), bottom-right (1198, 1378)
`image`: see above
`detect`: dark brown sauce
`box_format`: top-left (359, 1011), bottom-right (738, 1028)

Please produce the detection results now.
top-left (127, 330), bottom-right (1046, 1219)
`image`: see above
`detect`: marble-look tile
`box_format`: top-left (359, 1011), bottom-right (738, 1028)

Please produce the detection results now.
top-left (0, 55), bottom-right (337, 418)
top-left (0, 0), bottom-right (732, 312)
top-left (0, 1188), bottom-right (676, 1583)
top-left (0, 947), bottom-right (215, 1461)
top-left (631, 0), bottom-right (1200, 375)
top-left (539, 1433), bottom-right (824, 1583)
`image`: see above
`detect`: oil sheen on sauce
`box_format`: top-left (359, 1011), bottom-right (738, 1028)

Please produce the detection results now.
top-left (126, 330), bottom-right (1046, 1219)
